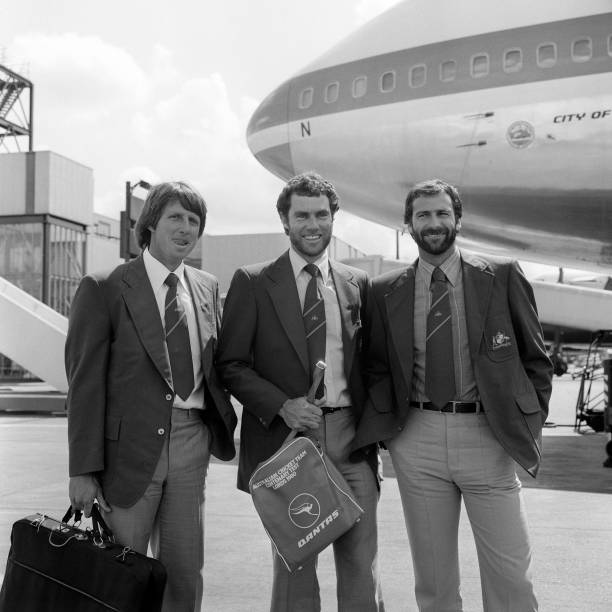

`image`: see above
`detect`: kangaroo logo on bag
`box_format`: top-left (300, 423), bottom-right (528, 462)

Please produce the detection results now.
top-left (288, 493), bottom-right (321, 528)
top-left (249, 436), bottom-right (364, 571)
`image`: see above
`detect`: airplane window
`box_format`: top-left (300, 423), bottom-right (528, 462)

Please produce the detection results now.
top-left (380, 71), bottom-right (396, 92)
top-left (299, 87), bottom-right (313, 109)
top-left (325, 82), bottom-right (339, 104)
top-left (352, 76), bottom-right (367, 98)
top-left (471, 53), bottom-right (489, 78)
top-left (439, 60), bottom-right (456, 82)
top-left (503, 49), bottom-right (523, 72)
top-left (409, 64), bottom-right (426, 88)
top-left (572, 38), bottom-right (592, 62)
top-left (537, 43), bottom-right (557, 68)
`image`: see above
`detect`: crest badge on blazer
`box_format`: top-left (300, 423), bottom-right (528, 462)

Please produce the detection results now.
top-left (491, 330), bottom-right (511, 350)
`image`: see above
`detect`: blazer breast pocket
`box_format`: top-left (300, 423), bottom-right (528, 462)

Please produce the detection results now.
top-left (484, 316), bottom-right (516, 362)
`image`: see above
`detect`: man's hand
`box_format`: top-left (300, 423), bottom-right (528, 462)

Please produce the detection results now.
top-left (69, 474), bottom-right (111, 517)
top-left (279, 397), bottom-right (322, 431)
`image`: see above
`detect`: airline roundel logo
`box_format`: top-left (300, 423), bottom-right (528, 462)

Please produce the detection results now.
top-left (506, 121), bottom-right (535, 148)
top-left (288, 493), bottom-right (321, 529)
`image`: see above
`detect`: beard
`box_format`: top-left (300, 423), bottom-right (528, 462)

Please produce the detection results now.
top-left (412, 226), bottom-right (458, 255)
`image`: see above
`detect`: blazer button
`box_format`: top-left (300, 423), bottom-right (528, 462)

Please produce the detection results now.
top-left (165, 394), bottom-right (172, 401)
top-left (157, 428), bottom-right (165, 436)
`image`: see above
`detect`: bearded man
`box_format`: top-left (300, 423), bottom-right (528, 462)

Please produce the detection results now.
top-left (353, 178), bottom-right (552, 612)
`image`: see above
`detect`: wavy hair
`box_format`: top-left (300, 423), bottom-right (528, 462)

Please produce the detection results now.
top-left (135, 181), bottom-right (207, 249)
top-left (276, 172), bottom-right (340, 219)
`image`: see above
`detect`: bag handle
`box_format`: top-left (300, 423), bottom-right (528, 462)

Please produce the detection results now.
top-left (61, 506), bottom-right (82, 525)
top-left (61, 504), bottom-right (115, 544)
top-left (283, 360), bottom-right (327, 446)
top-left (90, 503), bottom-right (115, 543)
top-left (306, 360), bottom-right (326, 404)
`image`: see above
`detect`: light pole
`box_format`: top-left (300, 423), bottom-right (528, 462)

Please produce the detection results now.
top-left (121, 180), bottom-right (151, 261)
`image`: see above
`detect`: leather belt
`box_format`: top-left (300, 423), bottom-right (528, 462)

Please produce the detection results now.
top-left (410, 401), bottom-right (481, 414)
top-left (321, 405), bottom-right (350, 415)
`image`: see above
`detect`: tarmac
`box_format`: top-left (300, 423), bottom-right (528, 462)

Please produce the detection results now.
top-left (1, 374), bottom-right (611, 611)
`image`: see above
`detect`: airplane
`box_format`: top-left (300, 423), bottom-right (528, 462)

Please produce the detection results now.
top-left (246, 0), bottom-right (612, 335)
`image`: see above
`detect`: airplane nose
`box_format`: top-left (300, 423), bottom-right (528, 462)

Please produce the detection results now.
top-left (246, 79), bottom-right (295, 180)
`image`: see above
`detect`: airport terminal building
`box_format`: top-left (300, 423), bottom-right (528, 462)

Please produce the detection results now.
top-left (0, 151), bottom-right (122, 380)
top-left (0, 150), bottom-right (368, 383)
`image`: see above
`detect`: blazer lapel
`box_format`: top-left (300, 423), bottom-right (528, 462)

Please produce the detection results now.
top-left (330, 261), bottom-right (361, 377)
top-left (385, 264), bottom-right (416, 390)
top-left (461, 252), bottom-right (494, 359)
top-left (121, 257), bottom-right (173, 389)
top-left (265, 252), bottom-right (310, 375)
top-left (184, 267), bottom-right (215, 375)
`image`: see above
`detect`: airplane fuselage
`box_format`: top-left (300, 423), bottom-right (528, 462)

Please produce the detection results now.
top-left (247, 2), bottom-right (612, 273)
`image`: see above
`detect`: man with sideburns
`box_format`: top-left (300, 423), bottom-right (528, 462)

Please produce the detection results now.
top-left (353, 178), bottom-right (552, 611)
top-left (216, 172), bottom-right (382, 611)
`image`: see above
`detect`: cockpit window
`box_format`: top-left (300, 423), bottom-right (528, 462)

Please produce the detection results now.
top-left (537, 43), bottom-right (557, 68)
top-left (299, 88), bottom-right (313, 109)
top-left (503, 49), bottom-right (523, 73)
top-left (471, 54), bottom-right (489, 78)
top-left (324, 82), bottom-right (339, 103)
top-left (572, 38), bottom-right (592, 62)
top-left (380, 70), bottom-right (395, 93)
top-left (352, 76), bottom-right (367, 98)
top-left (409, 64), bottom-right (426, 88)
top-left (380, 71), bottom-right (396, 92)
top-left (440, 60), bottom-right (456, 82)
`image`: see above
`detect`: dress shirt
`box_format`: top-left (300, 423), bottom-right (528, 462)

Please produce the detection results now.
top-left (289, 247), bottom-right (351, 408)
top-left (143, 248), bottom-right (204, 409)
top-left (412, 246), bottom-right (479, 403)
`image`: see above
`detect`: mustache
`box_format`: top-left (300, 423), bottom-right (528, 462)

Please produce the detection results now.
top-left (422, 229), bottom-right (448, 236)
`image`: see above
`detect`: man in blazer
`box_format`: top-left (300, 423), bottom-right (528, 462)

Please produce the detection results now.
top-left (66, 181), bottom-right (236, 612)
top-left (353, 179), bottom-right (553, 612)
top-left (216, 173), bottom-right (382, 612)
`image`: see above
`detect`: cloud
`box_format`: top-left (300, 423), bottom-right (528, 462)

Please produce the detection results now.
top-left (10, 33), bottom-right (150, 119)
top-left (152, 74), bottom-right (241, 140)
top-left (105, 67), bottom-right (283, 233)
top-left (149, 44), bottom-right (180, 88)
top-left (132, 73), bottom-right (279, 233)
top-left (7, 32), bottom-right (280, 232)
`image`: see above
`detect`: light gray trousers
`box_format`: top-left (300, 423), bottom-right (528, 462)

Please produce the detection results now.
top-left (103, 408), bottom-right (210, 612)
top-left (387, 409), bottom-right (537, 612)
top-left (270, 408), bottom-right (383, 612)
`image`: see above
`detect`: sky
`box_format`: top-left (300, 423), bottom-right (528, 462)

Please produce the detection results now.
top-left (1, 0), bottom-right (417, 259)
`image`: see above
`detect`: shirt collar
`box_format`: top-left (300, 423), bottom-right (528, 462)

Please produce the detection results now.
top-left (289, 247), bottom-right (330, 283)
top-left (417, 245), bottom-right (461, 288)
top-left (143, 248), bottom-right (187, 292)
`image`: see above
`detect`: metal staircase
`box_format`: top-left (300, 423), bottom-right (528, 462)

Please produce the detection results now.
top-left (0, 64), bottom-right (32, 150)
top-left (0, 80), bottom-right (24, 118)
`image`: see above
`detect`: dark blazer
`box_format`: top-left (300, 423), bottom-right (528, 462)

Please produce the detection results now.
top-left (65, 256), bottom-right (237, 508)
top-left (352, 251), bottom-right (553, 477)
top-left (216, 250), bottom-right (371, 492)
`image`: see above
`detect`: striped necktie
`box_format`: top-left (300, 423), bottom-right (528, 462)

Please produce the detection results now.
top-left (425, 266), bottom-right (456, 408)
top-left (303, 263), bottom-right (326, 399)
top-left (164, 273), bottom-right (194, 401)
